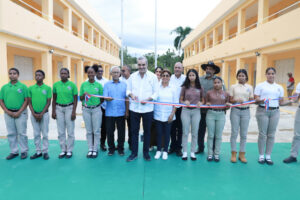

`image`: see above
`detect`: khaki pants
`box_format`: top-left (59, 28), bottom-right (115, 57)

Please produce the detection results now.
top-left (31, 112), bottom-right (49, 154)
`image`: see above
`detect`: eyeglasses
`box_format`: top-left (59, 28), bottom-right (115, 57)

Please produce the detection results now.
top-left (121, 70), bottom-right (125, 72)
top-left (138, 64), bottom-right (146, 66)
top-left (162, 75), bottom-right (170, 77)
top-left (98, 70), bottom-right (103, 73)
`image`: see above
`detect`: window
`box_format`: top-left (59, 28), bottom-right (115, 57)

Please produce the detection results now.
top-left (274, 58), bottom-right (295, 84)
top-left (14, 55), bottom-right (34, 81)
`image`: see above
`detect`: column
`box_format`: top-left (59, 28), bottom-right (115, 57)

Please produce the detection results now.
top-left (199, 39), bottom-right (203, 52)
top-left (78, 18), bottom-right (84, 39)
top-left (96, 32), bottom-right (100, 48)
top-left (236, 58), bottom-right (245, 72)
top-left (238, 9), bottom-right (246, 34)
top-left (41, 51), bottom-right (53, 86)
top-left (221, 62), bottom-right (229, 89)
top-left (63, 7), bottom-right (72, 32)
top-left (213, 28), bottom-right (218, 46)
top-left (63, 56), bottom-right (71, 80)
top-left (77, 59), bottom-right (84, 88)
top-left (0, 39), bottom-right (8, 86)
top-left (258, 0), bottom-right (269, 25)
top-left (205, 34), bottom-right (209, 50)
top-left (42, 0), bottom-right (53, 22)
top-left (256, 54), bottom-right (268, 84)
top-left (223, 20), bottom-right (229, 41)
top-left (88, 27), bottom-right (93, 44)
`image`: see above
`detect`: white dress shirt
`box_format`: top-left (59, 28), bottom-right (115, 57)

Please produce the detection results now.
top-left (254, 81), bottom-right (284, 107)
top-left (170, 74), bottom-right (186, 106)
top-left (154, 84), bottom-right (177, 122)
top-left (127, 70), bottom-right (158, 113)
top-left (120, 76), bottom-right (129, 86)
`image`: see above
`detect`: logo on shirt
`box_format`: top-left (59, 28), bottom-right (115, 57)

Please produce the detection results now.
top-left (42, 90), bottom-right (47, 95)
top-left (95, 88), bottom-right (99, 92)
top-left (220, 94), bottom-right (225, 99)
top-left (67, 86), bottom-right (72, 90)
top-left (17, 88), bottom-right (22, 93)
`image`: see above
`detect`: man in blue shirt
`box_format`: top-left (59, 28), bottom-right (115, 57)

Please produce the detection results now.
top-left (104, 66), bottom-right (128, 156)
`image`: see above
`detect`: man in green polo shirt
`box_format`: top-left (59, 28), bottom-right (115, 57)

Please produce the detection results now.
top-left (0, 68), bottom-right (29, 160)
top-left (28, 70), bottom-right (52, 160)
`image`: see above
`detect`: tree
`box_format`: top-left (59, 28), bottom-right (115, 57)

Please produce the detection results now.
top-left (170, 26), bottom-right (192, 56)
top-left (121, 47), bottom-right (137, 66)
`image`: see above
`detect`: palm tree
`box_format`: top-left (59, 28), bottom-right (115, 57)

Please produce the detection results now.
top-left (170, 26), bottom-right (192, 56)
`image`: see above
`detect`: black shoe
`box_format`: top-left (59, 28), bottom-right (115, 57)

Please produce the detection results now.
top-left (43, 153), bottom-right (49, 160)
top-left (176, 150), bottom-right (183, 157)
top-left (66, 152), bottom-right (72, 159)
top-left (207, 155), bottom-right (213, 162)
top-left (214, 156), bottom-right (220, 162)
top-left (100, 144), bottom-right (107, 152)
top-left (58, 152), bottom-right (66, 159)
top-left (195, 148), bottom-right (204, 154)
top-left (182, 156), bottom-right (188, 161)
top-left (283, 156), bottom-right (297, 164)
top-left (92, 151), bottom-right (98, 158)
top-left (118, 149), bottom-right (125, 156)
top-left (191, 156), bottom-right (197, 161)
top-left (126, 154), bottom-right (137, 162)
top-left (6, 153), bottom-right (19, 160)
top-left (265, 158), bottom-right (274, 165)
top-left (108, 150), bottom-right (115, 156)
top-left (30, 153), bottom-right (42, 160)
top-left (143, 153), bottom-right (151, 161)
top-left (20, 152), bottom-right (28, 159)
top-left (168, 148), bottom-right (175, 154)
top-left (258, 158), bottom-right (265, 164)
top-left (86, 151), bottom-right (93, 158)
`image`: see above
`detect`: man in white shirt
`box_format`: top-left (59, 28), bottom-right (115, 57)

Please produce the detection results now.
top-left (126, 57), bottom-right (158, 162)
top-left (169, 62), bottom-right (186, 156)
top-left (120, 65), bottom-right (132, 150)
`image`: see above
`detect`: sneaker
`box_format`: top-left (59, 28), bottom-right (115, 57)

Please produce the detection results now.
top-left (92, 151), bottom-right (98, 158)
top-left (182, 152), bottom-right (188, 161)
top-left (20, 152), bottom-right (28, 159)
top-left (6, 153), bottom-right (19, 160)
top-left (154, 151), bottom-right (162, 159)
top-left (118, 149), bottom-right (125, 156)
top-left (108, 150), bottom-right (114, 156)
top-left (190, 152), bottom-right (197, 161)
top-left (43, 153), bottom-right (50, 160)
top-left (283, 156), bottom-right (297, 164)
top-left (30, 153), bottom-right (42, 160)
top-left (258, 157), bottom-right (265, 164)
top-left (207, 155), bottom-right (213, 162)
top-left (58, 152), bottom-right (66, 159)
top-left (144, 153), bottom-right (151, 161)
top-left (162, 152), bottom-right (168, 160)
top-left (214, 155), bottom-right (220, 162)
top-left (87, 151), bottom-right (93, 158)
top-left (265, 158), bottom-right (274, 165)
top-left (66, 152), bottom-right (72, 159)
top-left (126, 154), bottom-right (137, 162)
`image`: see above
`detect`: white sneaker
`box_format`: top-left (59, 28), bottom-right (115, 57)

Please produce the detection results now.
top-left (154, 151), bottom-right (162, 159)
top-left (182, 152), bottom-right (188, 157)
top-left (162, 152), bottom-right (168, 160)
top-left (190, 152), bottom-right (196, 158)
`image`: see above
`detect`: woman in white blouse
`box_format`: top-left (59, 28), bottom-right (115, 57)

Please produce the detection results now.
top-left (153, 69), bottom-right (177, 160)
top-left (254, 67), bottom-right (291, 165)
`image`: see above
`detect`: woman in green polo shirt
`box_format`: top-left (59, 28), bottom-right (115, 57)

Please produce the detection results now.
top-left (0, 68), bottom-right (29, 160)
top-left (52, 68), bottom-right (78, 159)
top-left (80, 65), bottom-right (103, 158)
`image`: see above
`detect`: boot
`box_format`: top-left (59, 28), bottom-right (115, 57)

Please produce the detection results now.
top-left (231, 151), bottom-right (237, 163)
top-left (239, 152), bottom-right (247, 163)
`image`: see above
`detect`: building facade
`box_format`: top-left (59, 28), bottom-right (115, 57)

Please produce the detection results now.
top-left (182, 0), bottom-right (300, 94)
top-left (0, 0), bottom-right (121, 89)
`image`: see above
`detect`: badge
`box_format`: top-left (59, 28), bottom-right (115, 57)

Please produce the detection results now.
top-left (95, 88), bottom-right (99, 92)
top-left (220, 94), bottom-right (225, 99)
top-left (67, 86), bottom-right (72, 90)
top-left (42, 90), bottom-right (47, 95)
top-left (17, 88), bottom-right (22, 93)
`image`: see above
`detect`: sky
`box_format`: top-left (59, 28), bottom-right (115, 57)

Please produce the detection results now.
top-left (88, 0), bottom-right (222, 56)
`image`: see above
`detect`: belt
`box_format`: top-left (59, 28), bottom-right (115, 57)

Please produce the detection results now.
top-left (34, 110), bottom-right (48, 114)
top-left (234, 107), bottom-right (249, 110)
top-left (259, 105), bottom-right (279, 110)
top-left (208, 108), bottom-right (226, 112)
top-left (186, 107), bottom-right (196, 110)
top-left (8, 109), bottom-right (19, 112)
top-left (56, 103), bottom-right (73, 107)
top-left (83, 104), bottom-right (101, 109)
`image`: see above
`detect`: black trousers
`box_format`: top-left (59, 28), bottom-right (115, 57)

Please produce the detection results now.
top-left (100, 107), bottom-right (107, 146)
top-left (106, 116), bottom-right (125, 151)
top-left (170, 108), bottom-right (182, 152)
top-left (126, 113), bottom-right (131, 148)
top-left (198, 110), bottom-right (215, 151)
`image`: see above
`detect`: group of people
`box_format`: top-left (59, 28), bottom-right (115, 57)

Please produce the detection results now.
top-left (1, 56), bottom-right (300, 165)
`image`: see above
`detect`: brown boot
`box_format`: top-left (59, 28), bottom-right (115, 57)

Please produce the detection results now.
top-left (231, 151), bottom-right (237, 163)
top-left (239, 152), bottom-right (247, 163)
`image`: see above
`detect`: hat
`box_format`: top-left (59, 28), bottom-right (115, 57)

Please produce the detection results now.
top-left (201, 61), bottom-right (220, 74)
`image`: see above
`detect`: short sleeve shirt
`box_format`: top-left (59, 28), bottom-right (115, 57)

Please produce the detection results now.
top-left (80, 81), bottom-right (103, 106)
top-left (0, 81), bottom-right (28, 110)
top-left (254, 81), bottom-right (284, 107)
top-left (53, 80), bottom-right (78, 105)
top-left (28, 83), bottom-right (52, 113)
top-left (180, 86), bottom-right (203, 105)
top-left (206, 90), bottom-right (229, 106)
top-left (229, 83), bottom-right (254, 108)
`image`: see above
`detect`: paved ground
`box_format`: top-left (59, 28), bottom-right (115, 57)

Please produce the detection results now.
top-left (0, 104), bottom-right (297, 143)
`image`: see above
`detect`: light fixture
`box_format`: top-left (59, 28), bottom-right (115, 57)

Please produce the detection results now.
top-left (221, 60), bottom-right (224, 63)
top-left (255, 51), bottom-right (260, 57)
top-left (82, 58), bottom-right (85, 62)
top-left (49, 49), bottom-right (54, 54)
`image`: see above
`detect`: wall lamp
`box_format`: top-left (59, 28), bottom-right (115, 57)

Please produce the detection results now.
top-left (221, 60), bottom-right (224, 63)
top-left (255, 51), bottom-right (260, 57)
top-left (49, 49), bottom-right (54, 54)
